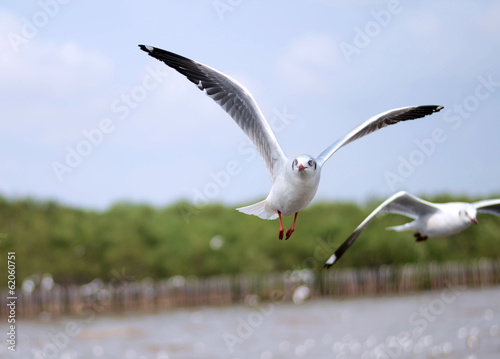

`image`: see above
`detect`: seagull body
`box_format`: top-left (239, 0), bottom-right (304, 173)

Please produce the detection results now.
top-left (139, 45), bottom-right (443, 239)
top-left (387, 201), bottom-right (477, 237)
top-left (239, 153), bottom-right (321, 219)
top-left (325, 191), bottom-right (500, 267)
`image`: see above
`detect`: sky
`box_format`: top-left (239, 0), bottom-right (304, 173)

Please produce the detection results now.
top-left (1, 0), bottom-right (499, 211)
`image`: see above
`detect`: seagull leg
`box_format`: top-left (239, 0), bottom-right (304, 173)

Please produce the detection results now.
top-left (414, 232), bottom-right (428, 242)
top-left (285, 212), bottom-right (298, 240)
top-left (278, 211), bottom-right (284, 240)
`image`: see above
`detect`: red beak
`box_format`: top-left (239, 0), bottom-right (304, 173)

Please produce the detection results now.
top-left (472, 218), bottom-right (478, 225)
top-left (298, 164), bottom-right (307, 172)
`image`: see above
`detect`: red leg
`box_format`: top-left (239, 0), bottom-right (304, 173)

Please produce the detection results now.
top-left (285, 212), bottom-right (298, 240)
top-left (278, 211), bottom-right (284, 240)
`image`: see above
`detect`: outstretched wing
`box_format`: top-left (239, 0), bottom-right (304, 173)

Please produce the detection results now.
top-left (316, 106), bottom-right (443, 167)
top-left (473, 199), bottom-right (500, 216)
top-left (139, 45), bottom-right (287, 182)
top-left (324, 191), bottom-right (439, 268)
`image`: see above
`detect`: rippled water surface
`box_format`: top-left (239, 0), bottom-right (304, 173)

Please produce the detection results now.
top-left (3, 286), bottom-right (500, 359)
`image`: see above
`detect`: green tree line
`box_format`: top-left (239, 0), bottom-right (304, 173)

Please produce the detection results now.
top-left (1, 194), bottom-right (499, 286)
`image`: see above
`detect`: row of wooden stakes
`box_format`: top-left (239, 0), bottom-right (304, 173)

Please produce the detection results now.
top-left (2, 259), bottom-right (499, 319)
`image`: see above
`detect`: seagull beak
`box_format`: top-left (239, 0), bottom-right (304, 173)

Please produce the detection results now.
top-left (298, 164), bottom-right (307, 172)
top-left (472, 218), bottom-right (478, 225)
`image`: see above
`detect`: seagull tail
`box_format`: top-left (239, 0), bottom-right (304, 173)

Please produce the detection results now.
top-left (236, 200), bottom-right (278, 220)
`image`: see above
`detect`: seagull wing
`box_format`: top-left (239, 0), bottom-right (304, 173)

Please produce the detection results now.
top-left (324, 191), bottom-right (439, 268)
top-left (139, 45), bottom-right (287, 182)
top-left (316, 106), bottom-right (443, 167)
top-left (380, 191), bottom-right (440, 219)
top-left (473, 199), bottom-right (500, 216)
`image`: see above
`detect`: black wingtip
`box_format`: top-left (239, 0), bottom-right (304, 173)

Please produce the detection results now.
top-left (393, 105), bottom-right (444, 123)
top-left (418, 105), bottom-right (444, 115)
top-left (429, 105), bottom-right (444, 113)
top-left (138, 44), bottom-right (153, 53)
top-left (323, 253), bottom-right (337, 269)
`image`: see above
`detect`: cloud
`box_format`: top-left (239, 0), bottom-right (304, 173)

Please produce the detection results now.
top-left (0, 11), bottom-right (114, 100)
top-left (275, 34), bottom-right (338, 94)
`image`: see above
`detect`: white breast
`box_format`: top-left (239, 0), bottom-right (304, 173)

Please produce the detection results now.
top-left (266, 170), bottom-right (321, 217)
top-left (420, 210), bottom-right (471, 237)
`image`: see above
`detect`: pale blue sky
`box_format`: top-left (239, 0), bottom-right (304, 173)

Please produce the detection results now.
top-left (1, 0), bottom-right (499, 210)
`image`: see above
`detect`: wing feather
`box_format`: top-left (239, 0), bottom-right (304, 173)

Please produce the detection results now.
top-left (473, 199), bottom-right (500, 216)
top-left (139, 45), bottom-right (287, 181)
top-left (316, 106), bottom-right (443, 167)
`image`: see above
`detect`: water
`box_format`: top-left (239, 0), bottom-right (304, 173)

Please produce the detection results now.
top-left (3, 287), bottom-right (499, 359)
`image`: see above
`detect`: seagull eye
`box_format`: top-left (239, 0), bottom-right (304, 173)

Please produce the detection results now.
top-left (308, 160), bottom-right (314, 166)
top-left (292, 159), bottom-right (298, 170)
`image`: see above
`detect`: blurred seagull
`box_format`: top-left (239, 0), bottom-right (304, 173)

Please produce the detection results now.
top-left (139, 45), bottom-right (443, 240)
top-left (324, 191), bottom-right (500, 268)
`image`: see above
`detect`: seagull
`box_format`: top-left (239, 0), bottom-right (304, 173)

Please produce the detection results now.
top-left (324, 191), bottom-right (500, 268)
top-left (139, 44), bottom-right (443, 240)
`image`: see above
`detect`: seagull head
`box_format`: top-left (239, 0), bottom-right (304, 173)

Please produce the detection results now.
top-left (459, 205), bottom-right (478, 225)
top-left (291, 155), bottom-right (317, 175)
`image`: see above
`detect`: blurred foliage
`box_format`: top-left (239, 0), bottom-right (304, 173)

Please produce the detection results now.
top-left (1, 193), bottom-right (499, 286)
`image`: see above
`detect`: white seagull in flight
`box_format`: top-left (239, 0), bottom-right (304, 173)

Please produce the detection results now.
top-left (324, 191), bottom-right (500, 268)
top-left (139, 45), bottom-right (443, 240)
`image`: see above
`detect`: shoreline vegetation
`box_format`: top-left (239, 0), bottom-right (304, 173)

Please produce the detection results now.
top-left (1, 193), bottom-right (499, 316)
top-left (1, 194), bottom-right (500, 284)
